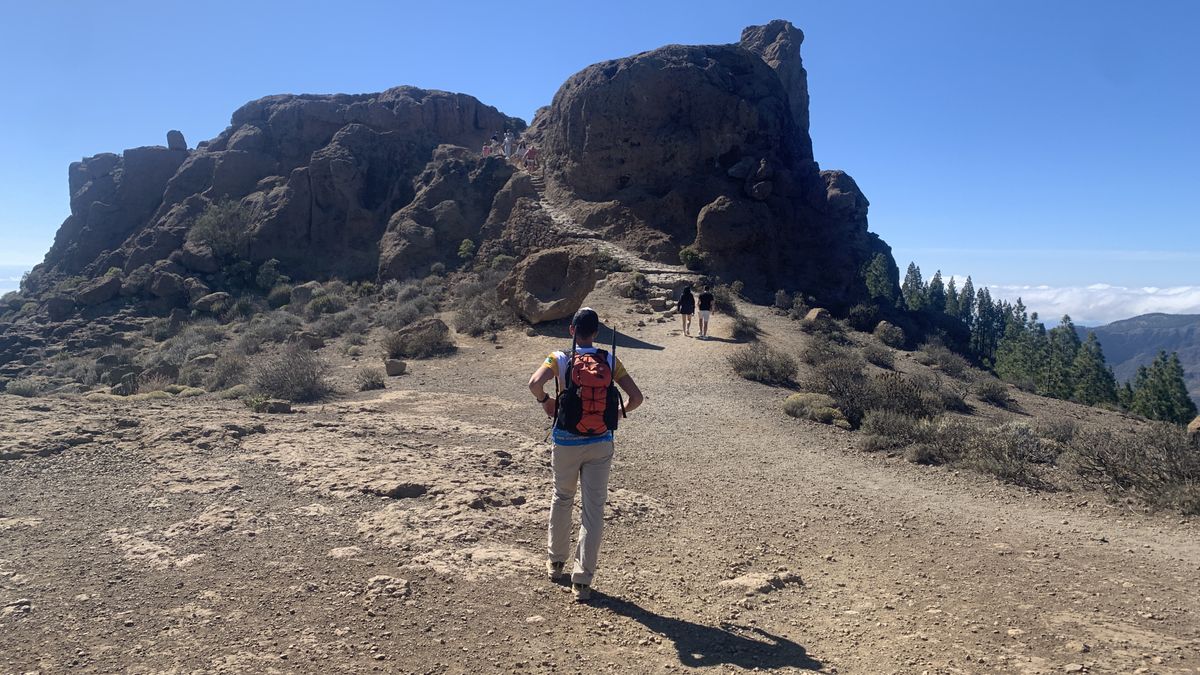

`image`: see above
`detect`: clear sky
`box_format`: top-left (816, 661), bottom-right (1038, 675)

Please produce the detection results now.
top-left (1, 0), bottom-right (1197, 324)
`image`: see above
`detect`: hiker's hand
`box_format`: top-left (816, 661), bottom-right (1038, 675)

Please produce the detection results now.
top-left (542, 398), bottom-right (556, 418)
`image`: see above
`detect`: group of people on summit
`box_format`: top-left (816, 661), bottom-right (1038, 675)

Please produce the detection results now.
top-left (483, 129), bottom-right (539, 170)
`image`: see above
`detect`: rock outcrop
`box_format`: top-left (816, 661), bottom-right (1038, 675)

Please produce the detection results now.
top-left (498, 246), bottom-right (597, 324)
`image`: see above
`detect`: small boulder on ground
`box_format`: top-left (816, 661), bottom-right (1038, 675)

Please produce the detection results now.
top-left (290, 281), bottom-right (323, 306)
top-left (253, 399), bottom-right (292, 414)
top-left (384, 359), bottom-right (407, 376)
top-left (386, 318), bottom-right (454, 358)
top-left (497, 245), bottom-right (597, 324)
top-left (192, 292), bottom-right (231, 313)
top-left (804, 308), bottom-right (831, 322)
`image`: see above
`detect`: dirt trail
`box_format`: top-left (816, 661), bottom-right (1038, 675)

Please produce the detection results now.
top-left (2, 294), bottom-right (1199, 674)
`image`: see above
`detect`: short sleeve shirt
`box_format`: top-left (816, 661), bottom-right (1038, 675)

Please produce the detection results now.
top-left (542, 347), bottom-right (628, 446)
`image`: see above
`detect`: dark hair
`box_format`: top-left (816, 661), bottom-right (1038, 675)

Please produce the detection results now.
top-left (681, 286), bottom-right (694, 299)
top-left (571, 307), bottom-right (600, 337)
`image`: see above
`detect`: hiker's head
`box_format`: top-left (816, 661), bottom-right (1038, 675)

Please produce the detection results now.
top-left (704, 284), bottom-right (712, 291)
top-left (570, 307), bottom-right (600, 341)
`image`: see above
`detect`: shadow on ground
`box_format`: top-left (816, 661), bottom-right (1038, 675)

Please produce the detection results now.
top-left (531, 320), bottom-right (665, 351)
top-left (594, 592), bottom-right (823, 671)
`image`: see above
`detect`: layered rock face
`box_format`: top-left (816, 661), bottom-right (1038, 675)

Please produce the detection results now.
top-left (530, 19), bottom-right (895, 306)
top-left (35, 87), bottom-right (523, 291)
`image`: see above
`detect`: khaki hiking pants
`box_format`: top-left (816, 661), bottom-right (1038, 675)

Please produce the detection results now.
top-left (547, 439), bottom-right (613, 586)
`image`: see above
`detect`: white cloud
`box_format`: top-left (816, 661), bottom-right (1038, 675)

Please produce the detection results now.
top-left (983, 283), bottom-right (1200, 326)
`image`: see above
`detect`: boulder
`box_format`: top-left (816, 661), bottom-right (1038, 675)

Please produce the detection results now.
top-left (167, 130), bottom-right (187, 151)
top-left (498, 246), bottom-right (597, 324)
top-left (384, 359), bottom-right (407, 376)
top-left (180, 241), bottom-right (219, 273)
top-left (290, 281), bottom-right (322, 306)
top-left (192, 292), bottom-right (232, 313)
top-left (386, 318), bottom-right (454, 358)
top-left (46, 296), bottom-right (75, 321)
top-left (74, 275), bottom-right (122, 306)
top-left (1189, 416), bottom-right (1200, 443)
top-left (253, 399), bottom-right (292, 414)
top-left (149, 271), bottom-right (186, 301)
top-left (187, 353), bottom-right (219, 367)
top-left (183, 277), bottom-right (212, 303)
top-left (804, 308), bottom-right (832, 322)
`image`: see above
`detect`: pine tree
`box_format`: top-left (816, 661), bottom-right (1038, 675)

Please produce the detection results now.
top-left (1070, 332), bottom-right (1118, 405)
top-left (969, 287), bottom-right (999, 363)
top-left (862, 253), bottom-right (895, 302)
top-left (1042, 315), bottom-right (1082, 399)
top-left (958, 276), bottom-right (976, 328)
top-left (1131, 352), bottom-right (1198, 424)
top-left (1118, 381), bottom-right (1135, 409)
top-left (901, 263), bottom-right (926, 311)
top-left (944, 277), bottom-right (960, 319)
top-left (926, 271), bottom-right (946, 314)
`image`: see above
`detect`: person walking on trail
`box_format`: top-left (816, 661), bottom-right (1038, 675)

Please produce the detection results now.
top-left (527, 307), bottom-right (643, 602)
top-left (503, 130), bottom-right (514, 157)
top-left (677, 286), bottom-right (696, 337)
top-left (697, 284), bottom-right (715, 339)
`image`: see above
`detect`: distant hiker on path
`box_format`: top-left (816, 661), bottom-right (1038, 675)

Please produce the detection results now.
top-left (527, 307), bottom-right (644, 602)
top-left (678, 286), bottom-right (695, 336)
top-left (503, 130), bottom-right (514, 157)
top-left (697, 284), bottom-right (714, 339)
top-left (524, 145), bottom-right (539, 171)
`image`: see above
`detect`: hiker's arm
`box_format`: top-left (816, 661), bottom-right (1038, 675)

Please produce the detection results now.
top-left (616, 374), bottom-right (643, 414)
top-left (528, 365), bottom-right (557, 418)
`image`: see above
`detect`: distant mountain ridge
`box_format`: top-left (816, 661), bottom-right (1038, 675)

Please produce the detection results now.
top-left (1078, 313), bottom-right (1200, 406)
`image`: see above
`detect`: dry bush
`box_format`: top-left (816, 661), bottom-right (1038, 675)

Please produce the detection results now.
top-left (731, 314), bottom-right (760, 341)
top-left (4, 378), bottom-right (43, 397)
top-left (157, 321), bottom-right (224, 367)
top-left (377, 280), bottom-right (442, 330)
top-left (313, 308), bottom-right (362, 339)
top-left (788, 296), bottom-right (811, 320)
top-left (773, 290), bottom-right (791, 310)
top-left (221, 295), bottom-right (264, 322)
top-left (382, 321), bottom-right (455, 359)
top-left (1069, 424), bottom-right (1200, 515)
top-left (251, 345), bottom-right (332, 402)
top-left (1037, 418), bottom-right (1079, 445)
top-left (137, 372), bottom-right (174, 393)
top-left (798, 331), bottom-right (850, 365)
top-left (710, 285), bottom-right (739, 315)
top-left (267, 284), bottom-right (293, 308)
top-left (355, 367), bottom-right (386, 392)
top-left (975, 379), bottom-right (1011, 407)
top-left (873, 321), bottom-right (906, 348)
top-left (869, 371), bottom-right (943, 419)
top-left (961, 422), bottom-right (1049, 488)
top-left (862, 342), bottom-right (895, 369)
top-left (916, 342), bottom-right (971, 379)
top-left (728, 343), bottom-right (797, 386)
top-left (783, 392), bottom-right (851, 429)
top-left (305, 293), bottom-right (348, 320)
top-left (807, 355), bottom-right (871, 426)
top-left (904, 417), bottom-right (974, 466)
top-left (938, 385), bottom-right (971, 413)
top-left (205, 352), bottom-right (248, 390)
top-left (452, 270), bottom-right (516, 336)
top-left (859, 410), bottom-right (924, 452)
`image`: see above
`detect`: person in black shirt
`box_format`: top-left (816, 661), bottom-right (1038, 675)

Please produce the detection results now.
top-left (677, 286), bottom-right (695, 337)
top-left (697, 285), bottom-right (715, 339)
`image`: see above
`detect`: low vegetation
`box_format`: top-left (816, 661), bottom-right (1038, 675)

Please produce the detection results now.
top-left (355, 367), bottom-right (386, 392)
top-left (251, 345), bottom-right (331, 402)
top-left (728, 343), bottom-right (797, 386)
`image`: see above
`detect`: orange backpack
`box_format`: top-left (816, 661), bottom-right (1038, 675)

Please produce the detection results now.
top-left (554, 334), bottom-right (625, 436)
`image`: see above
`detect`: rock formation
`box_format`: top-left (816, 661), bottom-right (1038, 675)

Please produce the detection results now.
top-left (498, 246), bottom-right (598, 324)
top-left (10, 19), bottom-right (897, 331)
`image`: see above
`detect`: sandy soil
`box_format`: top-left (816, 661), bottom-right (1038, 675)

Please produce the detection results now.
top-left (2, 289), bottom-right (1198, 674)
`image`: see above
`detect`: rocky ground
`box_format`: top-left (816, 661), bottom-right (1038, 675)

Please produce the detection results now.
top-left (2, 291), bottom-right (1199, 674)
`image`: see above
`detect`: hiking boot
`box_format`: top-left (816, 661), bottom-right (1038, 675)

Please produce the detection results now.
top-left (572, 583), bottom-right (591, 602)
top-left (546, 560), bottom-right (565, 581)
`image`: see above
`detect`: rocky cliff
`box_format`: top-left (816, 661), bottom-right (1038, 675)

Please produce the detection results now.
top-left (10, 19), bottom-right (896, 322)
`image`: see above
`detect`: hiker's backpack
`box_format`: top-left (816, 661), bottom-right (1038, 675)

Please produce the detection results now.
top-left (555, 332), bottom-right (625, 436)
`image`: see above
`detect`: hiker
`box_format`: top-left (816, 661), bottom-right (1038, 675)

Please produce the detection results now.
top-left (481, 142), bottom-right (492, 157)
top-left (503, 130), bottom-right (514, 157)
top-left (515, 140), bottom-right (528, 163)
top-left (677, 286), bottom-right (695, 336)
top-left (524, 145), bottom-right (539, 171)
top-left (527, 307), bottom-right (643, 602)
top-left (697, 284), bottom-right (715, 338)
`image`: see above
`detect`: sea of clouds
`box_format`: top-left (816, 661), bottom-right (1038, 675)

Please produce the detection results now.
top-left (983, 283), bottom-right (1200, 326)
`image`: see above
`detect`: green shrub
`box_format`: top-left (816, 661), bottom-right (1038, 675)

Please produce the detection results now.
top-left (267, 284), bottom-right (293, 309)
top-left (799, 331), bottom-right (850, 366)
top-left (452, 270), bottom-right (516, 336)
top-left (251, 345), bottom-right (332, 402)
top-left (873, 321), bottom-right (906, 348)
top-left (430, 262), bottom-right (446, 276)
top-left (491, 254), bottom-right (517, 271)
top-left (731, 314), bottom-right (760, 342)
top-left (807, 355), bottom-right (870, 427)
top-left (783, 393), bottom-right (850, 429)
top-left (255, 259), bottom-right (289, 291)
top-left (710, 285), bottom-right (738, 314)
top-left (728, 343), bottom-right (797, 386)
top-left (862, 342), bottom-right (895, 369)
top-left (869, 371), bottom-right (943, 419)
top-left (458, 238), bottom-right (476, 261)
top-left (305, 293), bottom-right (348, 320)
top-left (679, 246), bottom-right (705, 271)
top-left (221, 295), bottom-right (263, 322)
top-left (788, 296), bottom-right (810, 320)
top-left (4, 378), bottom-right (43, 397)
top-left (188, 199), bottom-right (251, 260)
top-left (355, 367), bottom-right (386, 392)
top-left (975, 379), bottom-right (1011, 407)
top-left (206, 353), bottom-right (248, 390)
top-left (846, 304), bottom-right (878, 332)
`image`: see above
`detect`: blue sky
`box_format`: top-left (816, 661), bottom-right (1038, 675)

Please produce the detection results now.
top-left (1, 1), bottom-right (1197, 323)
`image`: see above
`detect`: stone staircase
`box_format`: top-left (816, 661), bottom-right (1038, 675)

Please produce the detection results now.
top-left (524, 170), bottom-right (701, 291)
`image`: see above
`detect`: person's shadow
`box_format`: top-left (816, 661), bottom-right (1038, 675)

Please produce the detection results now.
top-left (592, 591), bottom-right (823, 670)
